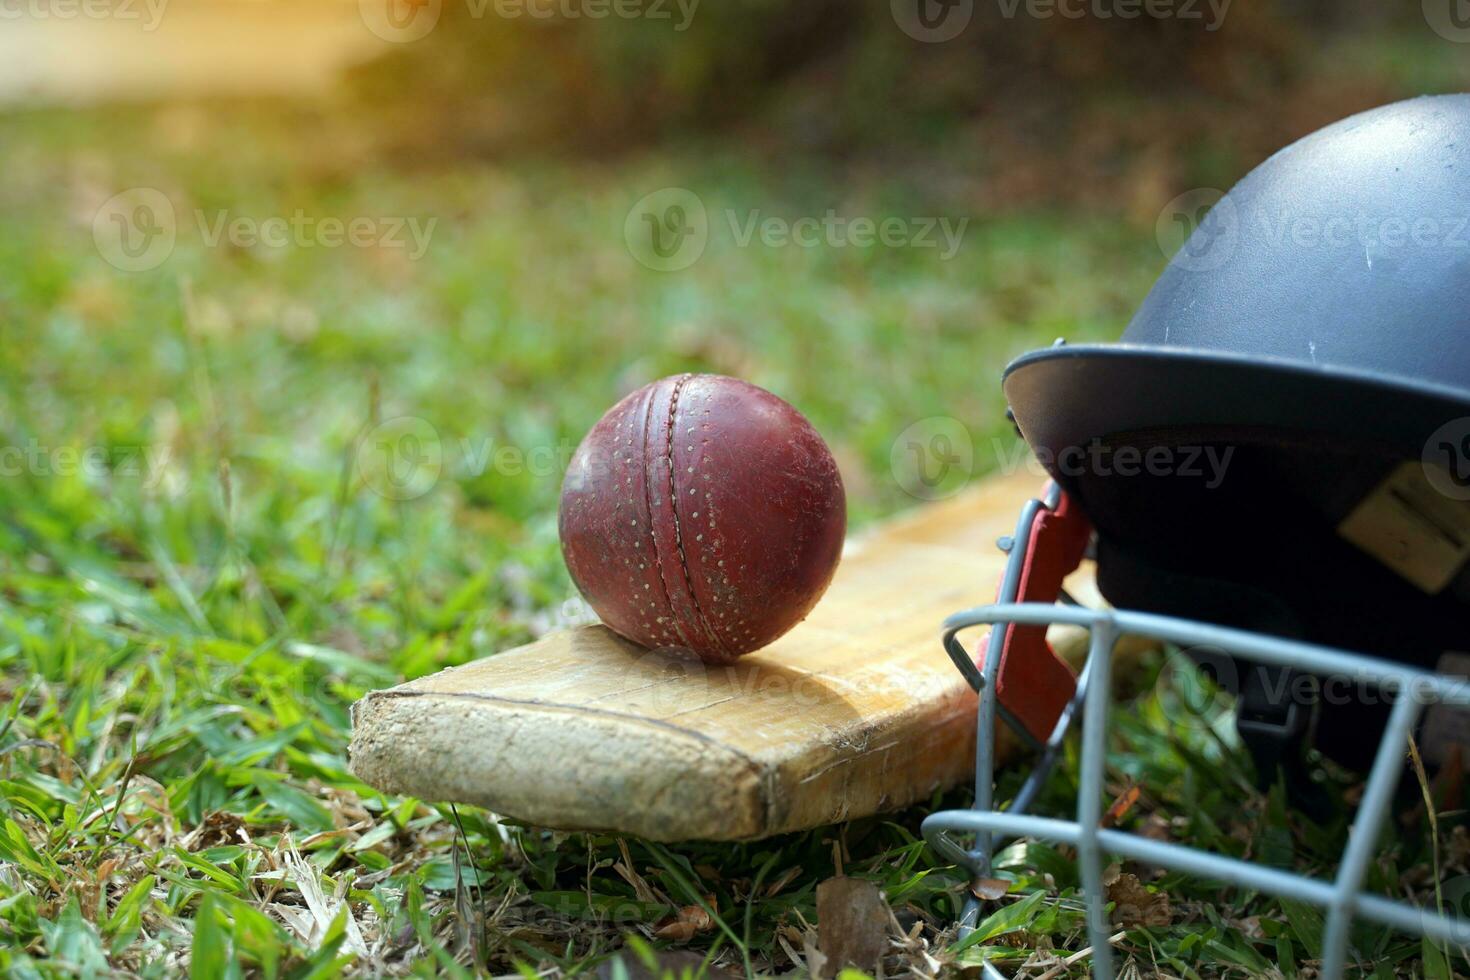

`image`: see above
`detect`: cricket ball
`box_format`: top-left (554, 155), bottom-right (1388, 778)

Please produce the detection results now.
top-left (559, 374), bottom-right (846, 664)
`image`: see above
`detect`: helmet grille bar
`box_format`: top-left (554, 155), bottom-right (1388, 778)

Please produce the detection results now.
top-left (926, 601), bottom-right (1470, 979)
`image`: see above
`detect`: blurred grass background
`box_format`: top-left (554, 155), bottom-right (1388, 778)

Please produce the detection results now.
top-left (2, 1), bottom-right (1469, 975)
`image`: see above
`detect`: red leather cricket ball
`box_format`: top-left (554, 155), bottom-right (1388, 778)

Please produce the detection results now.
top-left (559, 374), bottom-right (846, 664)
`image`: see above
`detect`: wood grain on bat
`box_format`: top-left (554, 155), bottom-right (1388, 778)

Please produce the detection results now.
top-left (350, 468), bottom-right (1100, 841)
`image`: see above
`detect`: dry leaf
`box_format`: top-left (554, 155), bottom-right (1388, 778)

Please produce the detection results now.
top-left (653, 903), bottom-right (714, 942)
top-left (971, 877), bottom-right (1010, 901)
top-left (1138, 814), bottom-right (1172, 842)
top-left (816, 877), bottom-right (890, 977)
top-left (1234, 915), bottom-right (1265, 940)
top-left (1103, 784), bottom-right (1141, 828)
top-left (765, 865), bottom-right (802, 898)
top-left (180, 810), bottom-right (248, 852)
top-left (1104, 871), bottom-right (1172, 928)
top-left (775, 929), bottom-right (808, 971)
top-left (614, 839), bottom-right (662, 905)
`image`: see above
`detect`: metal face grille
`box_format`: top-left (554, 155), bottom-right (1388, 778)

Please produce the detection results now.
top-left (924, 599), bottom-right (1470, 980)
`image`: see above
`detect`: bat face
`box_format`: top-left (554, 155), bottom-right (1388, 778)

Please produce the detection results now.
top-left (352, 468), bottom-right (1076, 841)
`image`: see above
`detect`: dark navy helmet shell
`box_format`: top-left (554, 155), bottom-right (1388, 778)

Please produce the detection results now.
top-left (1006, 93), bottom-right (1470, 469)
top-left (1000, 94), bottom-right (1470, 779)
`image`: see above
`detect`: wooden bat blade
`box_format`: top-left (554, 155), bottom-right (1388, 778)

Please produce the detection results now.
top-left (350, 469), bottom-right (1092, 841)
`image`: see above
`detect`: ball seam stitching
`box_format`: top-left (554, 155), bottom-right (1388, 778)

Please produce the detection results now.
top-left (638, 379), bottom-right (688, 649)
top-left (663, 374), bottom-right (733, 661)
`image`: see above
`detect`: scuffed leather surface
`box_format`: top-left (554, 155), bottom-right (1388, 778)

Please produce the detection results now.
top-left (559, 374), bottom-right (846, 663)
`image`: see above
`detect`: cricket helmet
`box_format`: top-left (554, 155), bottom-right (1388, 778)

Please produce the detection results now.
top-left (925, 95), bottom-right (1470, 979)
top-left (1009, 93), bottom-right (1470, 777)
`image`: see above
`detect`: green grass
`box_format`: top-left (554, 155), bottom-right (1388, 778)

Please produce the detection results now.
top-left (0, 102), bottom-right (1459, 977)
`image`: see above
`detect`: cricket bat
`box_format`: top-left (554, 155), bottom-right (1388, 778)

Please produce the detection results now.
top-left (349, 469), bottom-right (1103, 841)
